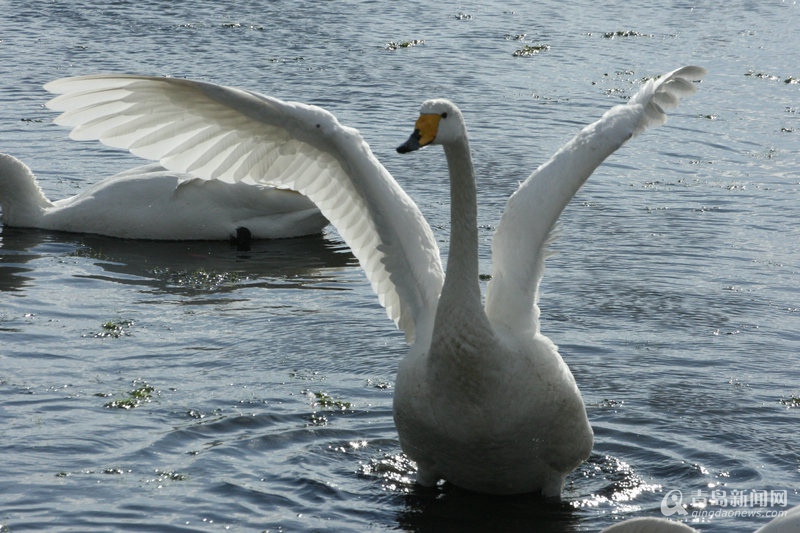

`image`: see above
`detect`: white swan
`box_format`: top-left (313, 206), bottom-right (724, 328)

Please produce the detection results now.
top-left (43, 66), bottom-right (705, 495)
top-left (0, 153), bottom-right (327, 240)
top-left (601, 501), bottom-right (800, 532)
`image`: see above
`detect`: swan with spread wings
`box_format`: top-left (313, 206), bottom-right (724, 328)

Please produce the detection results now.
top-left (45, 66), bottom-right (705, 495)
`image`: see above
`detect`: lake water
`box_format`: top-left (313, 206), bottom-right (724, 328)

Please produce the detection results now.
top-left (1, 0), bottom-right (799, 531)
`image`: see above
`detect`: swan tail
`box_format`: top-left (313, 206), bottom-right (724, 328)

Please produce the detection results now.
top-left (0, 153), bottom-right (54, 226)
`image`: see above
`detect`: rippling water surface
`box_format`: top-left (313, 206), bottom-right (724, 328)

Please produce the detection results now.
top-left (1, 1), bottom-right (799, 531)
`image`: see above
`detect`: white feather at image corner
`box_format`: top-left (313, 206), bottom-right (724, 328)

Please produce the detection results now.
top-left (600, 501), bottom-right (800, 532)
top-left (0, 154), bottom-right (327, 240)
top-left (42, 66), bottom-right (704, 496)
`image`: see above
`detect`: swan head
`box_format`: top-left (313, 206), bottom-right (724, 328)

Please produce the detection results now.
top-left (397, 99), bottom-right (464, 153)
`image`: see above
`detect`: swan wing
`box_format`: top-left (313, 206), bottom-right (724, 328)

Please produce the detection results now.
top-left (45, 75), bottom-right (444, 343)
top-left (485, 66), bottom-right (706, 335)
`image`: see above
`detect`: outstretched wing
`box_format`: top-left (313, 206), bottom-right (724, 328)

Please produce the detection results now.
top-left (485, 66), bottom-right (706, 335)
top-left (45, 75), bottom-right (444, 343)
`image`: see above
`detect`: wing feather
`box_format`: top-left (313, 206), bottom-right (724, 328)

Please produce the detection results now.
top-left (45, 74), bottom-right (444, 343)
top-left (485, 66), bottom-right (706, 335)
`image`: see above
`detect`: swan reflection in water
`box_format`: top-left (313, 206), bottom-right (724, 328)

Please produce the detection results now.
top-left (0, 226), bottom-right (356, 295)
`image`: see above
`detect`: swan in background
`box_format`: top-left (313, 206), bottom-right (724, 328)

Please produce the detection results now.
top-left (0, 153), bottom-right (327, 240)
top-left (601, 501), bottom-right (800, 532)
top-left (44, 66), bottom-right (705, 495)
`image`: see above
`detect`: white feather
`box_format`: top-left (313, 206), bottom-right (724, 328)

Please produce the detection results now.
top-left (485, 66), bottom-right (706, 336)
top-left (46, 75), bottom-right (444, 343)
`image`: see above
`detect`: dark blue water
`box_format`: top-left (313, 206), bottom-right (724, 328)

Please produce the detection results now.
top-left (1, 1), bottom-right (799, 531)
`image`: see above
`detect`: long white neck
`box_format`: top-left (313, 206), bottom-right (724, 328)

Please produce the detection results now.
top-left (432, 136), bottom-right (491, 343)
top-left (0, 154), bottom-right (52, 226)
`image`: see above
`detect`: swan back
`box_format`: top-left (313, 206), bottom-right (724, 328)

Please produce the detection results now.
top-left (1, 154), bottom-right (326, 240)
top-left (43, 165), bottom-right (325, 239)
top-left (754, 501), bottom-right (800, 532)
top-left (600, 517), bottom-right (699, 532)
top-left (0, 153), bottom-right (53, 227)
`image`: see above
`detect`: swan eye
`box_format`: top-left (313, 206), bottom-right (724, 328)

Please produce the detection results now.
top-left (440, 112), bottom-right (448, 119)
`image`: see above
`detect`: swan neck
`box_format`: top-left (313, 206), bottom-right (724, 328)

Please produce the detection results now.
top-left (435, 138), bottom-right (486, 327)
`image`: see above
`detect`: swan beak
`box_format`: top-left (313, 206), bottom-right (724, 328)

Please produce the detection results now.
top-left (397, 113), bottom-right (441, 154)
top-left (397, 129), bottom-right (422, 153)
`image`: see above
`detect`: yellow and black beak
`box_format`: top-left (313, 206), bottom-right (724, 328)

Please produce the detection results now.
top-left (397, 113), bottom-right (441, 154)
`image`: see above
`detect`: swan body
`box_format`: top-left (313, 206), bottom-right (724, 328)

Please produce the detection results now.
top-left (0, 153), bottom-right (327, 240)
top-left (43, 66), bottom-right (705, 495)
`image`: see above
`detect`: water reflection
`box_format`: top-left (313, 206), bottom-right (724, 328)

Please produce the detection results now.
top-left (0, 227), bottom-right (51, 292)
top-left (0, 226), bottom-right (357, 295)
top-left (397, 485), bottom-right (580, 533)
